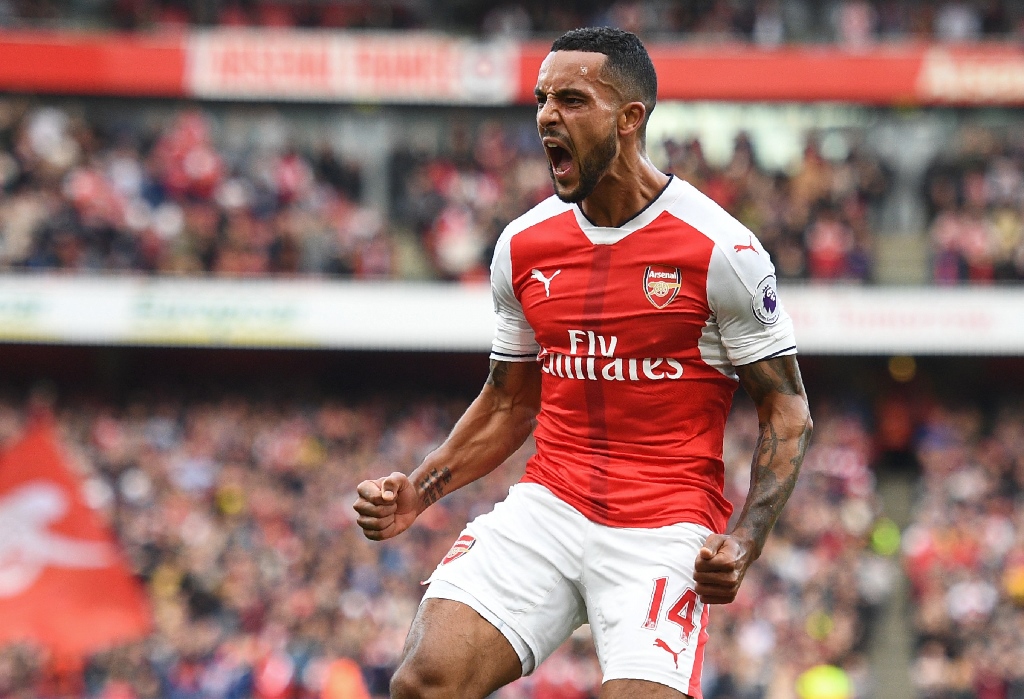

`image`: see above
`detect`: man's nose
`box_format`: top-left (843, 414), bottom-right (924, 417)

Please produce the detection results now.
top-left (537, 99), bottom-right (559, 128)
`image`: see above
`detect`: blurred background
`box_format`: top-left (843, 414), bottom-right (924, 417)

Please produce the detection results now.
top-left (0, 1), bottom-right (1023, 698)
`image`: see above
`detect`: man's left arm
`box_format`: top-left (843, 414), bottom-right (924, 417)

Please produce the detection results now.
top-left (693, 354), bottom-right (813, 604)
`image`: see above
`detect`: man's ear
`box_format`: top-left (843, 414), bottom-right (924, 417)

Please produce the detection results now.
top-left (618, 101), bottom-right (647, 137)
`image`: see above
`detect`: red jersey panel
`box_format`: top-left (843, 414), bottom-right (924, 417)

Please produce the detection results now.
top-left (490, 177), bottom-right (797, 531)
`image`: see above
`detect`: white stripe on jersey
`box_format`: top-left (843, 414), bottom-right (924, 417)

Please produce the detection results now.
top-left (490, 196), bottom-right (571, 361)
top-left (664, 180), bottom-right (797, 371)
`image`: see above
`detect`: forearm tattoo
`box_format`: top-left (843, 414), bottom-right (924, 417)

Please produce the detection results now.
top-left (485, 360), bottom-right (510, 389)
top-left (735, 356), bottom-right (813, 555)
top-left (416, 466), bottom-right (452, 508)
top-left (742, 421), bottom-right (805, 547)
top-left (739, 354), bottom-right (802, 404)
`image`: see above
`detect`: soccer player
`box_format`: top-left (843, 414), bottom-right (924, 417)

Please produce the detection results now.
top-left (354, 27), bottom-right (813, 699)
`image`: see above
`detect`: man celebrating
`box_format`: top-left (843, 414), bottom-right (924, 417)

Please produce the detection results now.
top-left (354, 27), bottom-right (813, 699)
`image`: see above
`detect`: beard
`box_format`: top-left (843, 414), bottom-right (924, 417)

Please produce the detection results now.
top-left (550, 128), bottom-right (618, 204)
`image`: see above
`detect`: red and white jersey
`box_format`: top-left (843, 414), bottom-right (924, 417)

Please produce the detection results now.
top-left (489, 176), bottom-right (797, 532)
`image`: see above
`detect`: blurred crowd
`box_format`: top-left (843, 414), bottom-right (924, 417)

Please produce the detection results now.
top-left (0, 388), bottom-right (894, 699)
top-left (6, 96), bottom-right (1024, 285)
top-left (2, 0), bottom-right (1023, 45)
top-left (0, 99), bottom-right (891, 283)
top-left (0, 98), bottom-right (554, 280)
top-left (0, 101), bottom-right (376, 278)
top-left (664, 134), bottom-right (886, 283)
top-left (0, 391), bottom-right (501, 699)
top-left (902, 402), bottom-right (1024, 698)
top-left (700, 401), bottom-right (890, 699)
top-left (924, 126), bottom-right (1024, 284)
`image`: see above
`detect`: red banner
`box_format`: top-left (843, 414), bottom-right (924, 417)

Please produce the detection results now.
top-left (0, 30), bottom-right (184, 97)
top-left (2, 29), bottom-right (1024, 105)
top-left (519, 41), bottom-right (1024, 105)
top-left (0, 418), bottom-right (151, 656)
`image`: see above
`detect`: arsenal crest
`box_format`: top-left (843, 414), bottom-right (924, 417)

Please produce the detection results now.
top-left (644, 265), bottom-right (681, 309)
top-left (440, 534), bottom-right (476, 565)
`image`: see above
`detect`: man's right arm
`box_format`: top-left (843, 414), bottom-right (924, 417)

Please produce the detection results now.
top-left (353, 359), bottom-right (541, 541)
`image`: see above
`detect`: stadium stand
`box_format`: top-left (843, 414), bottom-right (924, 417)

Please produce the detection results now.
top-left (2, 96), bottom-right (991, 284)
top-left (2, 0), bottom-right (1024, 43)
top-left (922, 126), bottom-right (1024, 284)
top-left (6, 94), bottom-right (1024, 284)
top-left (0, 386), bottom-right (893, 699)
top-left (902, 401), bottom-right (1024, 698)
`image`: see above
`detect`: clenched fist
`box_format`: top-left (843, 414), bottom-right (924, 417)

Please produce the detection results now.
top-left (693, 533), bottom-right (755, 604)
top-left (353, 472), bottom-right (419, 541)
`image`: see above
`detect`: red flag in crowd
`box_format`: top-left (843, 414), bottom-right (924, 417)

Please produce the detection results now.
top-left (0, 417), bottom-right (151, 656)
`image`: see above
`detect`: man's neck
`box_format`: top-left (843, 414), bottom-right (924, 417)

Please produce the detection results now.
top-left (579, 154), bottom-right (670, 228)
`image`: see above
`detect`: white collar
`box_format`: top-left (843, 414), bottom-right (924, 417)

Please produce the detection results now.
top-left (572, 175), bottom-right (683, 246)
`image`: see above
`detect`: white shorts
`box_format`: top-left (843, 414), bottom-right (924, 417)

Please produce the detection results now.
top-left (422, 483), bottom-right (713, 697)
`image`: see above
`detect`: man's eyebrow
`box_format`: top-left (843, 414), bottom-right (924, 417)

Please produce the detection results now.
top-left (534, 87), bottom-right (590, 100)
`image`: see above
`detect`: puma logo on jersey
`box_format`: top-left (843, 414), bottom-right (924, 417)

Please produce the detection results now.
top-left (531, 269), bottom-right (561, 297)
top-left (654, 638), bottom-right (685, 669)
top-left (734, 236), bottom-right (758, 254)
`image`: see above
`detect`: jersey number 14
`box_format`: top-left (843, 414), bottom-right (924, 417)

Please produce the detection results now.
top-left (643, 577), bottom-right (699, 641)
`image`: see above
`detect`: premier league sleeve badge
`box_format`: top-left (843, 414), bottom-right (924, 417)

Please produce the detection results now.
top-left (752, 275), bottom-right (781, 325)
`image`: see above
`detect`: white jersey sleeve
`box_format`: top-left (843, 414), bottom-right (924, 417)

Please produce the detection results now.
top-left (706, 244), bottom-right (797, 367)
top-left (668, 180), bottom-right (797, 374)
top-left (489, 232), bottom-right (540, 362)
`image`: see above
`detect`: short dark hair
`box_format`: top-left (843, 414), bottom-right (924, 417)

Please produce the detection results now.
top-left (550, 27), bottom-right (658, 128)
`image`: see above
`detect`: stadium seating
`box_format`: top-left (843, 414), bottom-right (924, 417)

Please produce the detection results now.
top-left (5, 0), bottom-right (1024, 44)
top-left (6, 99), bottom-right (1024, 284)
top-left (0, 391), bottom-right (895, 698)
top-left (901, 402), bottom-right (1024, 697)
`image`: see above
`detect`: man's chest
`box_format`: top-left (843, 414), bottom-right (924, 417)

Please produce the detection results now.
top-left (510, 216), bottom-right (717, 358)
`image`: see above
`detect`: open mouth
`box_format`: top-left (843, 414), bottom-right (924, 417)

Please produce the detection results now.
top-left (545, 143), bottom-right (574, 178)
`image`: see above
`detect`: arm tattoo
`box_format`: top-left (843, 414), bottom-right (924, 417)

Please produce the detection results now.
top-left (416, 466), bottom-right (452, 508)
top-left (740, 419), bottom-right (801, 551)
top-left (733, 355), bottom-right (813, 557)
top-left (486, 360), bottom-right (511, 389)
top-left (758, 420), bottom-right (779, 467)
top-left (738, 355), bottom-right (802, 404)
top-left (791, 423), bottom-right (813, 470)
